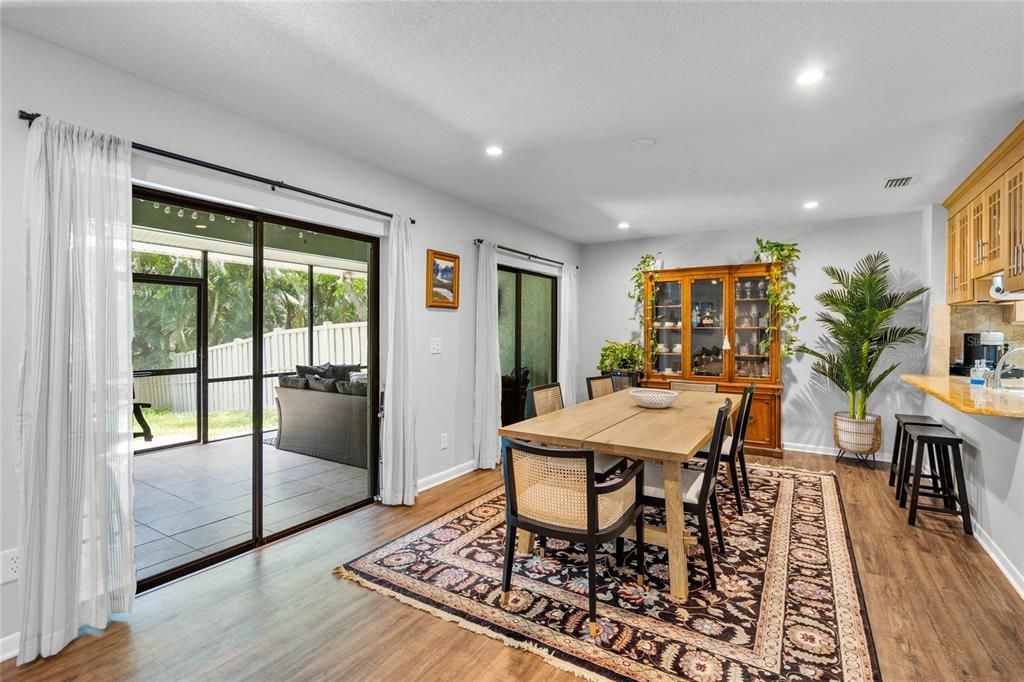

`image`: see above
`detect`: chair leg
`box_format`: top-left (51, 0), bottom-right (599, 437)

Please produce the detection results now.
top-left (538, 535), bottom-right (548, 557)
top-left (950, 443), bottom-right (974, 536)
top-left (897, 436), bottom-right (914, 507)
top-left (698, 513), bottom-right (716, 591)
top-left (501, 523), bottom-right (516, 605)
top-left (908, 440), bottom-right (926, 526)
top-left (587, 543), bottom-right (599, 637)
top-left (709, 493), bottom-right (725, 552)
top-left (727, 456), bottom-right (743, 515)
top-left (738, 445), bottom-right (751, 498)
top-left (888, 422), bottom-right (903, 487)
top-left (634, 512), bottom-right (646, 586)
top-left (615, 537), bottom-right (624, 566)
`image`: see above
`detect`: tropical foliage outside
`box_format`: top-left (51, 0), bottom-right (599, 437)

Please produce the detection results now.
top-left (132, 250), bottom-right (368, 371)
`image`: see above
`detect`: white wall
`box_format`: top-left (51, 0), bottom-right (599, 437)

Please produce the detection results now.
top-left (579, 212), bottom-right (930, 456)
top-left (0, 25), bottom-right (580, 645)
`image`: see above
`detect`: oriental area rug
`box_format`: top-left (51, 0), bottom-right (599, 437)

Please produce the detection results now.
top-left (334, 466), bottom-right (881, 681)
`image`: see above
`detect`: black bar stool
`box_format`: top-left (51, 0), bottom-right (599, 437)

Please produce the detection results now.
top-left (898, 424), bottom-right (973, 535)
top-left (889, 413), bottom-right (942, 496)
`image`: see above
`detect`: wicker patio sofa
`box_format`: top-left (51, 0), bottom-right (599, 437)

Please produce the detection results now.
top-left (274, 384), bottom-right (368, 468)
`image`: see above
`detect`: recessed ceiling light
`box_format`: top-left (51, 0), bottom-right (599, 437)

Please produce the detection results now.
top-left (803, 201), bottom-right (820, 209)
top-left (618, 222), bottom-right (630, 229)
top-left (796, 68), bottom-right (825, 86)
top-left (485, 145), bottom-right (503, 156)
top-left (630, 138), bottom-right (657, 149)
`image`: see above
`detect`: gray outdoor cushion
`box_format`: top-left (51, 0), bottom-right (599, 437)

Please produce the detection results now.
top-left (328, 363), bottom-right (362, 381)
top-left (336, 380), bottom-right (368, 396)
top-left (278, 374), bottom-right (308, 389)
top-left (307, 375), bottom-right (339, 392)
top-left (296, 363), bottom-right (331, 378)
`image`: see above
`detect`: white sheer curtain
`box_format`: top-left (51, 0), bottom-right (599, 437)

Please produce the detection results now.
top-left (17, 117), bottom-right (135, 663)
top-left (557, 263), bottom-right (580, 405)
top-left (380, 216), bottom-right (418, 505)
top-left (472, 241), bottom-right (501, 469)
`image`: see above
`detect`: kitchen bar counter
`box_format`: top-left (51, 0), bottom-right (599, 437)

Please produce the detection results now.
top-left (901, 374), bottom-right (1024, 419)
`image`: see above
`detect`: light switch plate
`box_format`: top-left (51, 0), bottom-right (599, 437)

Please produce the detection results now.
top-left (440, 432), bottom-right (449, 449)
top-left (430, 338), bottom-right (442, 354)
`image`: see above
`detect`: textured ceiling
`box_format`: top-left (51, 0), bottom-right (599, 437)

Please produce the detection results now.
top-left (4, 1), bottom-right (1023, 243)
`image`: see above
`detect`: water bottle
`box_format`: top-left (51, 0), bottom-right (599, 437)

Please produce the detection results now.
top-left (970, 359), bottom-right (987, 386)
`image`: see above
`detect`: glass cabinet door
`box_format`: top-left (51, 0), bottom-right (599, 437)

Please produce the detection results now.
top-left (689, 277), bottom-right (725, 377)
top-left (651, 279), bottom-right (683, 376)
top-left (733, 274), bottom-right (772, 379)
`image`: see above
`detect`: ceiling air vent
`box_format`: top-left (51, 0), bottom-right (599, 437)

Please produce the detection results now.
top-left (883, 176), bottom-right (914, 189)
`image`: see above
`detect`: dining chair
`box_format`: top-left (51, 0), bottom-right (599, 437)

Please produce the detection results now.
top-left (501, 439), bottom-right (646, 637)
top-left (668, 380), bottom-right (718, 393)
top-left (693, 384), bottom-right (755, 514)
top-left (527, 382), bottom-right (563, 417)
top-left (586, 375), bottom-right (615, 400)
top-left (642, 399), bottom-right (732, 591)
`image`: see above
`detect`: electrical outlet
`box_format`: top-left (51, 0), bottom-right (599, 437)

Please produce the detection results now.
top-left (440, 432), bottom-right (449, 450)
top-left (2, 548), bottom-right (19, 584)
top-left (430, 338), bottom-right (442, 355)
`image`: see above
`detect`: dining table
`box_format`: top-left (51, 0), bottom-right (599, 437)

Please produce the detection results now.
top-left (498, 388), bottom-right (738, 600)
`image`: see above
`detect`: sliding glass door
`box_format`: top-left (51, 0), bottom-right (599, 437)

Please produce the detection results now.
top-left (130, 188), bottom-right (379, 590)
top-left (498, 266), bottom-right (557, 424)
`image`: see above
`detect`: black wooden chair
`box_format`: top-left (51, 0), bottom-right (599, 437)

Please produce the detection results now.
top-left (586, 375), bottom-right (615, 400)
top-left (692, 384), bottom-right (755, 514)
top-left (643, 399), bottom-right (732, 590)
top-left (501, 439), bottom-right (646, 637)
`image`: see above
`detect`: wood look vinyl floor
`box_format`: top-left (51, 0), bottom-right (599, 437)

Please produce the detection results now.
top-left (4, 452), bottom-right (1024, 681)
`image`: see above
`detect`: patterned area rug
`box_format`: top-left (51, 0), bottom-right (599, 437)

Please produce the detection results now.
top-left (335, 466), bottom-right (880, 681)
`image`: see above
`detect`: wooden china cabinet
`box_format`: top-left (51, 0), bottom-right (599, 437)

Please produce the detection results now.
top-left (640, 263), bottom-right (783, 458)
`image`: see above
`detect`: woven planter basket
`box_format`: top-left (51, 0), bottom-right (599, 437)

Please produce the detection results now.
top-left (833, 412), bottom-right (881, 455)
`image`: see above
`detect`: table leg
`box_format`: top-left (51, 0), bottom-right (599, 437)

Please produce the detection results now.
top-left (663, 461), bottom-right (692, 600)
top-left (516, 529), bottom-right (535, 554)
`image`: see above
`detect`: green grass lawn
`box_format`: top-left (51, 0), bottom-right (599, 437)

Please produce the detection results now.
top-left (142, 407), bottom-right (278, 441)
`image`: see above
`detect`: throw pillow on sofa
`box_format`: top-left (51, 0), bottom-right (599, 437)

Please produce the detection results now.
top-left (336, 380), bottom-right (368, 396)
top-left (296, 363), bottom-right (332, 378)
top-left (307, 375), bottom-right (338, 392)
top-left (278, 374), bottom-right (308, 389)
top-left (327, 363), bottom-right (362, 380)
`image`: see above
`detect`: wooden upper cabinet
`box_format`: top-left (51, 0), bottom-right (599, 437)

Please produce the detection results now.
top-left (983, 179), bottom-right (1007, 276)
top-left (955, 209), bottom-right (975, 302)
top-left (1006, 157), bottom-right (1024, 293)
top-left (944, 120), bottom-right (1024, 299)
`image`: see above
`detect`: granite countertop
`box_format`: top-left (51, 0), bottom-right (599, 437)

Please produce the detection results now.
top-left (901, 374), bottom-right (1024, 419)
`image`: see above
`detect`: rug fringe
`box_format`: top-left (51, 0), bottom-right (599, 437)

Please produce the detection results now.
top-left (333, 566), bottom-right (610, 682)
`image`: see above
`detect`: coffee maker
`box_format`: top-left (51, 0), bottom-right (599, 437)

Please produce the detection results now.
top-left (963, 331), bottom-right (1006, 370)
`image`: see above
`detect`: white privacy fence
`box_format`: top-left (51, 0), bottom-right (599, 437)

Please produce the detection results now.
top-left (136, 322), bottom-right (368, 412)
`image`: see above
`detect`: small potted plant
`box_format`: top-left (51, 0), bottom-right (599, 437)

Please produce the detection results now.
top-left (798, 252), bottom-right (927, 461)
top-left (597, 340), bottom-right (644, 388)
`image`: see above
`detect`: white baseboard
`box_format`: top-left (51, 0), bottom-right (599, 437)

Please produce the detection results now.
top-left (783, 441), bottom-right (893, 463)
top-left (417, 459), bottom-right (477, 493)
top-left (1, 632), bottom-right (19, 662)
top-left (973, 524), bottom-right (1024, 601)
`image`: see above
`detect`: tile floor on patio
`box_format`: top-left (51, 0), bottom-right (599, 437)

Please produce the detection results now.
top-left (133, 436), bottom-right (369, 580)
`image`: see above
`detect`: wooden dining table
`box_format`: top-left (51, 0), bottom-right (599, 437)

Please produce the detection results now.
top-left (498, 388), bottom-right (737, 600)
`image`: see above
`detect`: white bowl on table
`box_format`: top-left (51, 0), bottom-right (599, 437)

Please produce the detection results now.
top-left (629, 388), bottom-right (679, 409)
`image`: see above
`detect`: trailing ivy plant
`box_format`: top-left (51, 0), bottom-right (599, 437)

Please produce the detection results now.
top-left (628, 252), bottom-right (661, 374)
top-left (754, 238), bottom-right (804, 359)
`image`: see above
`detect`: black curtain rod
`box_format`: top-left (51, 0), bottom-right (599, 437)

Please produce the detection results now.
top-left (474, 239), bottom-right (576, 269)
top-left (18, 110), bottom-right (414, 225)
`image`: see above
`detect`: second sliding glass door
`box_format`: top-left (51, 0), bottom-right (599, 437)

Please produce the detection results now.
top-left (498, 266), bottom-right (557, 424)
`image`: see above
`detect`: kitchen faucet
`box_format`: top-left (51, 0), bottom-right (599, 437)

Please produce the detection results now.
top-left (985, 347), bottom-right (1024, 389)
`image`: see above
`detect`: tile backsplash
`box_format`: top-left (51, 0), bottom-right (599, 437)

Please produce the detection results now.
top-left (949, 305), bottom-right (1024, 364)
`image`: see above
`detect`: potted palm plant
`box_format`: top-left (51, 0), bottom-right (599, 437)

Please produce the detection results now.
top-left (798, 252), bottom-right (927, 460)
